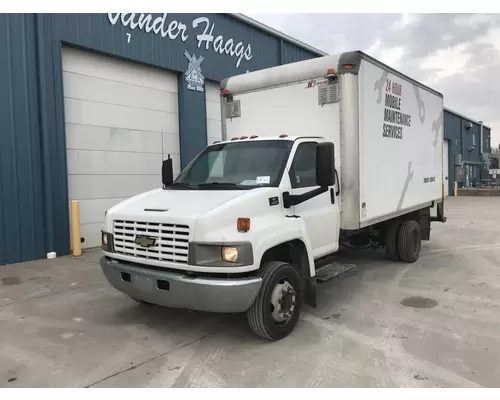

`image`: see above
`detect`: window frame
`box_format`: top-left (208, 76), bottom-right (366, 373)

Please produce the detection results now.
top-left (288, 141), bottom-right (319, 189)
top-left (171, 139), bottom-right (294, 190)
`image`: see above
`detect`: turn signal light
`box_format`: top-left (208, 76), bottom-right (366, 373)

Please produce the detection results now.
top-left (326, 68), bottom-right (336, 75)
top-left (237, 218), bottom-right (251, 232)
top-left (342, 64), bottom-right (353, 69)
top-left (222, 89), bottom-right (231, 96)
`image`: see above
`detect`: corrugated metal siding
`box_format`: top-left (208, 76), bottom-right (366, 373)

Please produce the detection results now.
top-left (282, 41), bottom-right (317, 65)
top-left (445, 109), bottom-right (484, 164)
top-left (443, 109), bottom-right (493, 194)
top-left (35, 14), bottom-right (72, 259)
top-left (52, 13), bottom-right (285, 80)
top-left (0, 14), bottom-right (45, 264)
top-left (0, 13), bottom-right (321, 264)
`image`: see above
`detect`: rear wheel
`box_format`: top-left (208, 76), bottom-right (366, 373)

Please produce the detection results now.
top-left (385, 221), bottom-right (402, 261)
top-left (247, 261), bottom-right (303, 341)
top-left (397, 220), bottom-right (421, 263)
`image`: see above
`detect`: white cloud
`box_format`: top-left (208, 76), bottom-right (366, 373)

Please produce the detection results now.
top-left (420, 43), bottom-right (472, 84)
top-left (378, 46), bottom-right (405, 69)
top-left (388, 13), bottom-right (420, 31)
top-left (366, 38), bottom-right (381, 57)
top-left (478, 26), bottom-right (500, 57)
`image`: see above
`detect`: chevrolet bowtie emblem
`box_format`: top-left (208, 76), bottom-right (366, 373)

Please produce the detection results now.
top-left (134, 235), bottom-right (156, 248)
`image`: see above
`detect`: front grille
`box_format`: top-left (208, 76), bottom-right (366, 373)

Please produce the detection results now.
top-left (113, 220), bottom-right (190, 264)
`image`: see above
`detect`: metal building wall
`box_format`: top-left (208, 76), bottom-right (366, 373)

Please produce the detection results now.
top-left (0, 14), bottom-right (46, 265)
top-left (0, 13), bottom-right (322, 265)
top-left (444, 109), bottom-right (492, 194)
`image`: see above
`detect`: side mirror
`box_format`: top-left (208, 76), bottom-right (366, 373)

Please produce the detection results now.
top-left (162, 155), bottom-right (174, 187)
top-left (316, 142), bottom-right (335, 187)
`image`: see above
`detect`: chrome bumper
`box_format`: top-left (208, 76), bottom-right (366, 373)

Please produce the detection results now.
top-left (100, 256), bottom-right (262, 313)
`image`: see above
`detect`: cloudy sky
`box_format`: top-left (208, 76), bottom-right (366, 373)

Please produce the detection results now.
top-left (248, 13), bottom-right (500, 148)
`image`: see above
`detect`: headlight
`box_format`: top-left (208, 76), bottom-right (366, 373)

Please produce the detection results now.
top-left (221, 246), bottom-right (239, 263)
top-left (101, 231), bottom-right (113, 252)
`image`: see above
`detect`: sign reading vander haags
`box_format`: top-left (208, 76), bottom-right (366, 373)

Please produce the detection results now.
top-left (107, 13), bottom-right (253, 69)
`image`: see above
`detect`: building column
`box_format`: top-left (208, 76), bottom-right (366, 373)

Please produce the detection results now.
top-left (177, 73), bottom-right (208, 170)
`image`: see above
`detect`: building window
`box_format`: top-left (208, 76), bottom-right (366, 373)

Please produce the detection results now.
top-left (473, 133), bottom-right (476, 146)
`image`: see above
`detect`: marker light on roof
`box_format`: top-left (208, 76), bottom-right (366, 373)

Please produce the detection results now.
top-left (250, 135), bottom-right (258, 139)
top-left (279, 134), bottom-right (288, 138)
top-left (240, 136), bottom-right (248, 139)
top-left (231, 137), bottom-right (239, 140)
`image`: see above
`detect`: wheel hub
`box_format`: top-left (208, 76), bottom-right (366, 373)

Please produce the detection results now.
top-left (270, 280), bottom-right (297, 323)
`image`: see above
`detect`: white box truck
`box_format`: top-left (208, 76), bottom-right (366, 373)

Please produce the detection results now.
top-left (99, 50), bottom-right (447, 341)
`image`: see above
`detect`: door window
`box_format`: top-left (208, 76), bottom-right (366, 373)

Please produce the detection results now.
top-left (289, 142), bottom-right (318, 188)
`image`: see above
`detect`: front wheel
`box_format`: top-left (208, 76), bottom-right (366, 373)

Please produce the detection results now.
top-left (247, 261), bottom-right (303, 341)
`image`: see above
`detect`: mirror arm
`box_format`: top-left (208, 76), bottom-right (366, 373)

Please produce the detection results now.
top-left (283, 186), bottom-right (328, 209)
top-left (335, 169), bottom-right (340, 196)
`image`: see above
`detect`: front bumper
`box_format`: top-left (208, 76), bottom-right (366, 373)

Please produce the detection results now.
top-left (100, 256), bottom-right (262, 313)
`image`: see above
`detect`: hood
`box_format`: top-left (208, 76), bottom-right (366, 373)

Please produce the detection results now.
top-left (108, 188), bottom-right (246, 220)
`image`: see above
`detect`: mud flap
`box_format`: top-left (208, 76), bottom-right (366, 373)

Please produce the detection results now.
top-left (305, 277), bottom-right (317, 308)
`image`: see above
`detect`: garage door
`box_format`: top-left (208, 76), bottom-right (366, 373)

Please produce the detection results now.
top-left (62, 47), bottom-right (180, 249)
top-left (443, 139), bottom-right (449, 196)
top-left (206, 81), bottom-right (223, 144)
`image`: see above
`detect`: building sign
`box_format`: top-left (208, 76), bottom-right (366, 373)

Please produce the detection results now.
top-left (107, 13), bottom-right (253, 68)
top-left (184, 51), bottom-right (205, 92)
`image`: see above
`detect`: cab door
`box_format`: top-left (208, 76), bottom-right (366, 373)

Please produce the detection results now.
top-left (287, 140), bottom-right (340, 258)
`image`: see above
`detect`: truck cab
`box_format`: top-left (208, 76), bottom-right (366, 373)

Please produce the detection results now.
top-left (100, 135), bottom-right (338, 341)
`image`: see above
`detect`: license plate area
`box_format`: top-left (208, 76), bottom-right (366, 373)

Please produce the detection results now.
top-left (120, 272), bottom-right (170, 291)
top-left (134, 274), bottom-right (154, 291)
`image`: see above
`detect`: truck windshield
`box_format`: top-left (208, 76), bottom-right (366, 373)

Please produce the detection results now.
top-left (172, 140), bottom-right (293, 189)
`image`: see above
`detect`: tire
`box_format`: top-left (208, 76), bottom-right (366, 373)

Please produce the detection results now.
top-left (385, 221), bottom-right (401, 261)
top-left (397, 220), bottom-right (422, 263)
top-left (247, 261), bottom-right (303, 341)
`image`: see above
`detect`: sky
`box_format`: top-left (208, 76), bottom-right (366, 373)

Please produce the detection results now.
top-left (247, 13), bottom-right (500, 149)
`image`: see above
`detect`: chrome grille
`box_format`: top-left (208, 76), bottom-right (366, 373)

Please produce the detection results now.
top-left (113, 220), bottom-right (190, 264)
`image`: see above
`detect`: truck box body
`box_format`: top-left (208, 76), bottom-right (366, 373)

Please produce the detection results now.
top-left (221, 51), bottom-right (444, 230)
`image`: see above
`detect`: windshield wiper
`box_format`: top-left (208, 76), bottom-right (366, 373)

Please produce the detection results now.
top-left (198, 182), bottom-right (240, 189)
top-left (166, 182), bottom-right (194, 190)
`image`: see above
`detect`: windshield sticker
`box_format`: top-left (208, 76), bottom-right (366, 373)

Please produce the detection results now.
top-left (256, 176), bottom-right (270, 184)
top-left (240, 180), bottom-right (256, 185)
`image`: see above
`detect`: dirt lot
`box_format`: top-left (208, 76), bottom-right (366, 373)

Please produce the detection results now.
top-left (1, 196), bottom-right (499, 388)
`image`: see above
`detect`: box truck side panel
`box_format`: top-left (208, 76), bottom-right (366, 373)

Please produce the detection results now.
top-left (358, 59), bottom-right (444, 226)
top-left (225, 79), bottom-right (341, 146)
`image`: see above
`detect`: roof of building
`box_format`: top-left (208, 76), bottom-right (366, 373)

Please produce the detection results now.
top-left (229, 14), bottom-right (328, 57)
top-left (445, 107), bottom-right (491, 130)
